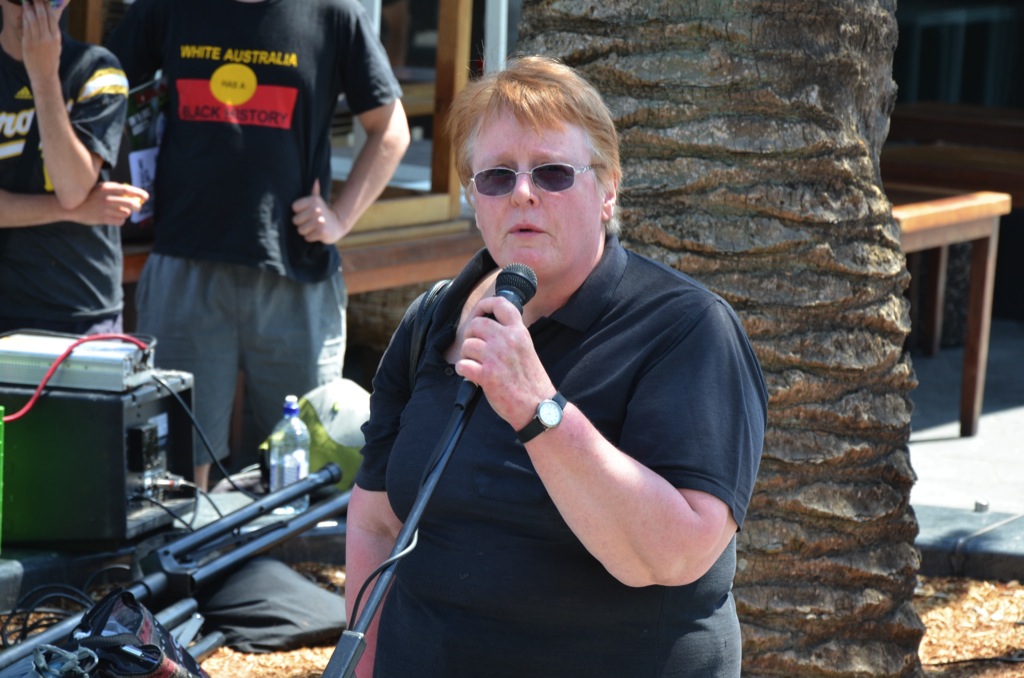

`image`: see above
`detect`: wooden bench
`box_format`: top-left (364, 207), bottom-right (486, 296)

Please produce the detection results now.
top-left (881, 103), bottom-right (1022, 434)
top-left (887, 184), bottom-right (1012, 437)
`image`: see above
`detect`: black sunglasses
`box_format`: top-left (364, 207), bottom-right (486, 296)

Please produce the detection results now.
top-left (471, 163), bottom-right (593, 197)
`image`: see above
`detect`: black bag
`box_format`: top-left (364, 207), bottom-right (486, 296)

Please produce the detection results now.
top-left (195, 557), bottom-right (346, 653)
top-left (73, 589), bottom-right (208, 678)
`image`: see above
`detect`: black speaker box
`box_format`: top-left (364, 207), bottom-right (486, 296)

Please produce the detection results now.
top-left (0, 371), bottom-right (195, 548)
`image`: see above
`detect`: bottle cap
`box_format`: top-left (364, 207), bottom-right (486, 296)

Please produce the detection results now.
top-left (283, 395), bottom-right (299, 416)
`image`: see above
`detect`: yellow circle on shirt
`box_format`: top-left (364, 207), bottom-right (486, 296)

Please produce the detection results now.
top-left (209, 64), bottom-right (257, 106)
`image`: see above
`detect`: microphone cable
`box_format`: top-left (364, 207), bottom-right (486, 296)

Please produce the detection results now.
top-left (347, 530), bottom-right (419, 628)
top-left (150, 371), bottom-right (260, 501)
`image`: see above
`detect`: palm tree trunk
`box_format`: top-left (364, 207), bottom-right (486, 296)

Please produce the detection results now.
top-left (517, 1), bottom-right (922, 675)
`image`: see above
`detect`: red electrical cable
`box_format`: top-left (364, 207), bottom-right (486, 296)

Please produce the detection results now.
top-left (1, 333), bottom-right (150, 424)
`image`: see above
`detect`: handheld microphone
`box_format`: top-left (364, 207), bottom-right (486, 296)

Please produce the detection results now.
top-left (494, 262), bottom-right (538, 314)
top-left (455, 263), bottom-right (537, 407)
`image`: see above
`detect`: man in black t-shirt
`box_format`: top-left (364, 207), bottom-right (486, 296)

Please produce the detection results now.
top-left (108, 0), bottom-right (410, 489)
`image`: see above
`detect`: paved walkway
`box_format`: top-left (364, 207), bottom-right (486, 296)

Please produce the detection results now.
top-left (908, 318), bottom-right (1024, 579)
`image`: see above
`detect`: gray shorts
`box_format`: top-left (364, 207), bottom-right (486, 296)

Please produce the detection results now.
top-left (135, 253), bottom-right (346, 466)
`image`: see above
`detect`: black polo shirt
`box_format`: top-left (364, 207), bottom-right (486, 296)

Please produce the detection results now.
top-left (357, 235), bottom-right (766, 677)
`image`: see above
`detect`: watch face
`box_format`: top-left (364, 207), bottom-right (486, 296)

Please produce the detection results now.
top-left (538, 399), bottom-right (562, 428)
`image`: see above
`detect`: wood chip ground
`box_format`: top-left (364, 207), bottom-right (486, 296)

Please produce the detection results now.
top-left (199, 571), bottom-right (1024, 677)
top-left (5, 569), bottom-right (1022, 676)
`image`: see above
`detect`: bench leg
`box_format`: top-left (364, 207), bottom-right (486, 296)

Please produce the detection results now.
top-left (920, 246), bottom-right (948, 357)
top-left (960, 226), bottom-right (1000, 437)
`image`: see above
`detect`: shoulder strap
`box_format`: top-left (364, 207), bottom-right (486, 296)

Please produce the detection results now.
top-left (409, 279), bottom-right (452, 389)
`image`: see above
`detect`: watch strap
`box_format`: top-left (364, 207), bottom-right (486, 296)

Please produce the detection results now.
top-left (516, 391), bottom-right (567, 444)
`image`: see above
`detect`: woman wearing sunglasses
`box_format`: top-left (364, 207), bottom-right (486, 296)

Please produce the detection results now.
top-left (0, 0), bottom-right (148, 335)
top-left (345, 55), bottom-right (767, 677)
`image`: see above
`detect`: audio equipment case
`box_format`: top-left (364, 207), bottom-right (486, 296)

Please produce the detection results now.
top-left (0, 371), bottom-right (195, 548)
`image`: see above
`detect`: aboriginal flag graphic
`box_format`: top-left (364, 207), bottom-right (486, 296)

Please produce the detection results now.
top-left (176, 63), bottom-right (297, 129)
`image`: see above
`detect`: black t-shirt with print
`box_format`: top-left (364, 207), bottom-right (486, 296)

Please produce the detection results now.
top-left (0, 38), bottom-right (126, 322)
top-left (107, 0), bottom-right (402, 283)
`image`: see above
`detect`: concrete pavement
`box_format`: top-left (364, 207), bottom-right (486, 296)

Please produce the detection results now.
top-left (908, 318), bottom-right (1024, 580)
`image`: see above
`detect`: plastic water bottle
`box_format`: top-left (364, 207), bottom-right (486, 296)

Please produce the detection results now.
top-left (268, 395), bottom-right (310, 514)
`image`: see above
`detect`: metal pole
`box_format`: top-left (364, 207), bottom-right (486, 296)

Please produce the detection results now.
top-left (320, 382), bottom-right (479, 678)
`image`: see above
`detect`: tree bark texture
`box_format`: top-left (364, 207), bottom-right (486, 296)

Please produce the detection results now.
top-left (517, 1), bottom-right (922, 676)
